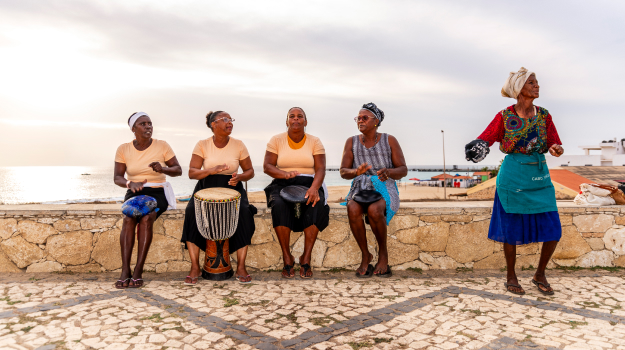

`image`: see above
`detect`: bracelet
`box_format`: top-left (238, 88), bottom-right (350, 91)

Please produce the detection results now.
top-left (126, 180), bottom-right (131, 188)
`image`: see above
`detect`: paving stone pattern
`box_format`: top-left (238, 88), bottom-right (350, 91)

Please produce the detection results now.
top-left (0, 272), bottom-right (624, 349)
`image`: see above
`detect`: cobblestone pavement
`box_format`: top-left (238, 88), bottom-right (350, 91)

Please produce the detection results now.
top-left (0, 270), bottom-right (624, 350)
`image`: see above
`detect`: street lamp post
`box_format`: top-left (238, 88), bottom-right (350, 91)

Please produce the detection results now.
top-left (442, 130), bottom-right (446, 200)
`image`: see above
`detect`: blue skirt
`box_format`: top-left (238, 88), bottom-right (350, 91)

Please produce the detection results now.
top-left (488, 191), bottom-right (562, 245)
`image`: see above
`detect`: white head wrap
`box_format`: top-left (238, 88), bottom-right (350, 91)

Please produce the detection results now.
top-left (501, 67), bottom-right (535, 99)
top-left (128, 112), bottom-right (149, 131)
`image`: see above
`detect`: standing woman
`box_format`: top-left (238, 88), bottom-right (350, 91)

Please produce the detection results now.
top-left (340, 103), bottom-right (407, 278)
top-left (114, 112), bottom-right (182, 288)
top-left (263, 107), bottom-right (330, 279)
top-left (465, 67), bottom-right (564, 295)
top-left (181, 111), bottom-right (256, 284)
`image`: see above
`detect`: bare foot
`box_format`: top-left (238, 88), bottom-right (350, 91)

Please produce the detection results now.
top-left (356, 252), bottom-right (373, 276)
top-left (532, 273), bottom-right (553, 293)
top-left (373, 256), bottom-right (389, 275)
top-left (505, 277), bottom-right (525, 294)
top-left (299, 255), bottom-right (313, 278)
top-left (282, 253), bottom-right (295, 278)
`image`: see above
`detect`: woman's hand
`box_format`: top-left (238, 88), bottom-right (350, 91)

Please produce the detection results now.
top-left (228, 173), bottom-right (242, 186)
top-left (355, 162), bottom-right (372, 176)
top-left (377, 168), bottom-right (390, 182)
top-left (305, 187), bottom-right (321, 207)
top-left (549, 144), bottom-right (564, 157)
top-left (212, 164), bottom-right (230, 174)
top-left (284, 171), bottom-right (300, 179)
top-left (129, 179), bottom-right (147, 193)
top-left (149, 162), bottom-right (163, 173)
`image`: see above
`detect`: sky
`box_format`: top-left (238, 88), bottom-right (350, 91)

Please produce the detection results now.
top-left (1, 0), bottom-right (624, 168)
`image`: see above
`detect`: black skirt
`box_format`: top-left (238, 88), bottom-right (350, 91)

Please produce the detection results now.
top-left (264, 177), bottom-right (330, 232)
top-left (181, 175), bottom-right (256, 253)
top-left (124, 187), bottom-right (168, 220)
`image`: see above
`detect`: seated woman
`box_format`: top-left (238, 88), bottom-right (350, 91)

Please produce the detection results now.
top-left (340, 103), bottom-right (407, 278)
top-left (181, 111), bottom-right (256, 284)
top-left (263, 107), bottom-right (330, 279)
top-left (114, 112), bottom-right (182, 288)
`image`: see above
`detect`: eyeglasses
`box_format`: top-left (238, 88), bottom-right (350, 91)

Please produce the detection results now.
top-left (214, 117), bottom-right (235, 123)
top-left (354, 116), bottom-right (377, 122)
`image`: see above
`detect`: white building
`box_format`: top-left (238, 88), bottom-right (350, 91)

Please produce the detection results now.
top-left (546, 138), bottom-right (625, 167)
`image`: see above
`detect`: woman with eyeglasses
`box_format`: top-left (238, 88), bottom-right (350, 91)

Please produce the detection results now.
top-left (263, 107), bottom-right (330, 279)
top-left (180, 111), bottom-right (256, 284)
top-left (340, 103), bottom-right (407, 278)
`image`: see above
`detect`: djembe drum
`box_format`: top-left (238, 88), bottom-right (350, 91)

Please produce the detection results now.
top-left (194, 188), bottom-right (241, 280)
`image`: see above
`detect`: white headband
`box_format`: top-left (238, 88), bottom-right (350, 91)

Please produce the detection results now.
top-left (128, 112), bottom-right (149, 131)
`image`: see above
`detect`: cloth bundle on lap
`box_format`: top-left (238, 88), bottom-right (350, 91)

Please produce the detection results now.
top-left (122, 195), bottom-right (159, 218)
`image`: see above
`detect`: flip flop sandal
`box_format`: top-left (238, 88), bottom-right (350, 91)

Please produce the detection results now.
top-left (184, 276), bottom-right (200, 286)
top-left (300, 264), bottom-right (313, 279)
top-left (504, 282), bottom-right (526, 295)
top-left (282, 264), bottom-right (295, 279)
top-left (531, 279), bottom-right (554, 295)
top-left (376, 266), bottom-right (392, 278)
top-left (128, 278), bottom-right (144, 288)
top-left (356, 264), bottom-right (374, 278)
top-left (115, 278), bottom-right (131, 289)
top-left (235, 275), bottom-right (252, 284)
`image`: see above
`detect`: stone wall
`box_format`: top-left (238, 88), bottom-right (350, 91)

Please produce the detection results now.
top-left (1, 204), bottom-right (625, 273)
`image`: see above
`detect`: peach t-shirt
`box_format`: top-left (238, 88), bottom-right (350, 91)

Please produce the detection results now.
top-left (266, 132), bottom-right (325, 175)
top-left (115, 139), bottom-right (176, 183)
top-left (192, 137), bottom-right (250, 175)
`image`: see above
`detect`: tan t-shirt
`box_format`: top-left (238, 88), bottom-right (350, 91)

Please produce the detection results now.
top-left (266, 132), bottom-right (325, 175)
top-left (115, 139), bottom-right (176, 183)
top-left (192, 137), bottom-right (250, 175)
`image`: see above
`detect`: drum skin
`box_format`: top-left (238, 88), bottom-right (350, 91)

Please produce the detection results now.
top-left (202, 239), bottom-right (234, 280)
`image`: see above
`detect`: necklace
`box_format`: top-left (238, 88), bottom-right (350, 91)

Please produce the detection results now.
top-left (361, 132), bottom-right (379, 146)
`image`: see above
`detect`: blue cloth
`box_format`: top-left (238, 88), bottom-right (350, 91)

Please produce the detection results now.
top-left (121, 195), bottom-right (159, 218)
top-left (341, 175), bottom-right (398, 225)
top-left (488, 191), bottom-right (561, 245)
top-left (496, 153), bottom-right (557, 214)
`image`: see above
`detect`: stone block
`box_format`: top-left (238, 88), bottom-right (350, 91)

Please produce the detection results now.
top-left (251, 218), bottom-right (275, 245)
top-left (474, 253), bottom-right (506, 269)
top-left (387, 237), bottom-right (420, 266)
top-left (577, 250), bottom-right (614, 267)
top-left (53, 220), bottom-right (81, 232)
top-left (47, 231), bottom-right (93, 265)
top-left (573, 214), bottom-right (613, 233)
top-left (92, 229), bottom-right (122, 271)
top-left (322, 230), bottom-right (378, 267)
top-left (289, 231), bottom-right (302, 246)
top-left (603, 227), bottom-right (625, 255)
top-left (292, 235), bottom-right (327, 267)
top-left (516, 254), bottom-right (540, 269)
top-left (26, 261), bottom-right (62, 273)
top-left (441, 215), bottom-right (472, 223)
top-left (0, 248), bottom-right (21, 272)
top-left (553, 258), bottom-right (577, 267)
top-left (418, 252), bottom-right (457, 269)
top-left (155, 263), bottom-right (168, 273)
top-left (80, 218), bottom-right (118, 230)
top-left (396, 222), bottom-right (449, 252)
top-left (559, 214), bottom-right (573, 226)
top-left (387, 215), bottom-right (419, 234)
top-left (586, 237), bottom-right (605, 251)
top-left (167, 260), bottom-right (191, 272)
top-left (445, 220), bottom-right (493, 263)
top-left (318, 219), bottom-right (351, 243)
top-left (420, 216), bottom-right (440, 223)
top-left (552, 226), bottom-right (591, 260)
top-left (142, 234), bottom-right (183, 265)
top-left (246, 241), bottom-right (281, 269)
top-left (517, 243), bottom-right (539, 255)
top-left (395, 259), bottom-right (429, 271)
top-left (163, 219), bottom-right (184, 240)
top-left (18, 220), bottom-right (57, 244)
top-left (615, 255), bottom-right (625, 267)
top-left (1, 236), bottom-right (44, 268)
top-left (0, 219), bottom-right (17, 240)
top-left (65, 263), bottom-right (102, 273)
top-left (615, 216), bottom-right (625, 225)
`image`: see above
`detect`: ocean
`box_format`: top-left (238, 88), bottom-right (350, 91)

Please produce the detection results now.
top-left (0, 166), bottom-right (473, 204)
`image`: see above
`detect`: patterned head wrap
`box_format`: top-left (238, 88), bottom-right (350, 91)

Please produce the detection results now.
top-left (501, 67), bottom-right (535, 99)
top-left (361, 102), bottom-right (384, 125)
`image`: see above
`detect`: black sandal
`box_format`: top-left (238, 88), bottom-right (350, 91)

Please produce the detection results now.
top-left (282, 264), bottom-right (295, 279)
top-left (300, 264), bottom-right (313, 279)
top-left (356, 264), bottom-right (374, 278)
top-left (376, 266), bottom-right (392, 278)
top-left (504, 282), bottom-right (525, 295)
top-left (531, 279), bottom-right (554, 295)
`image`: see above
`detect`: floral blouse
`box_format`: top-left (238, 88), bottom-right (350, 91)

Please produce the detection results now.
top-left (477, 105), bottom-right (562, 154)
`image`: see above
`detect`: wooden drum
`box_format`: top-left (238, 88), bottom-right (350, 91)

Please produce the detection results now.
top-left (194, 188), bottom-right (241, 280)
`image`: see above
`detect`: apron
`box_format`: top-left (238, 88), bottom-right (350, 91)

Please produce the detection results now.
top-left (496, 153), bottom-right (558, 214)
